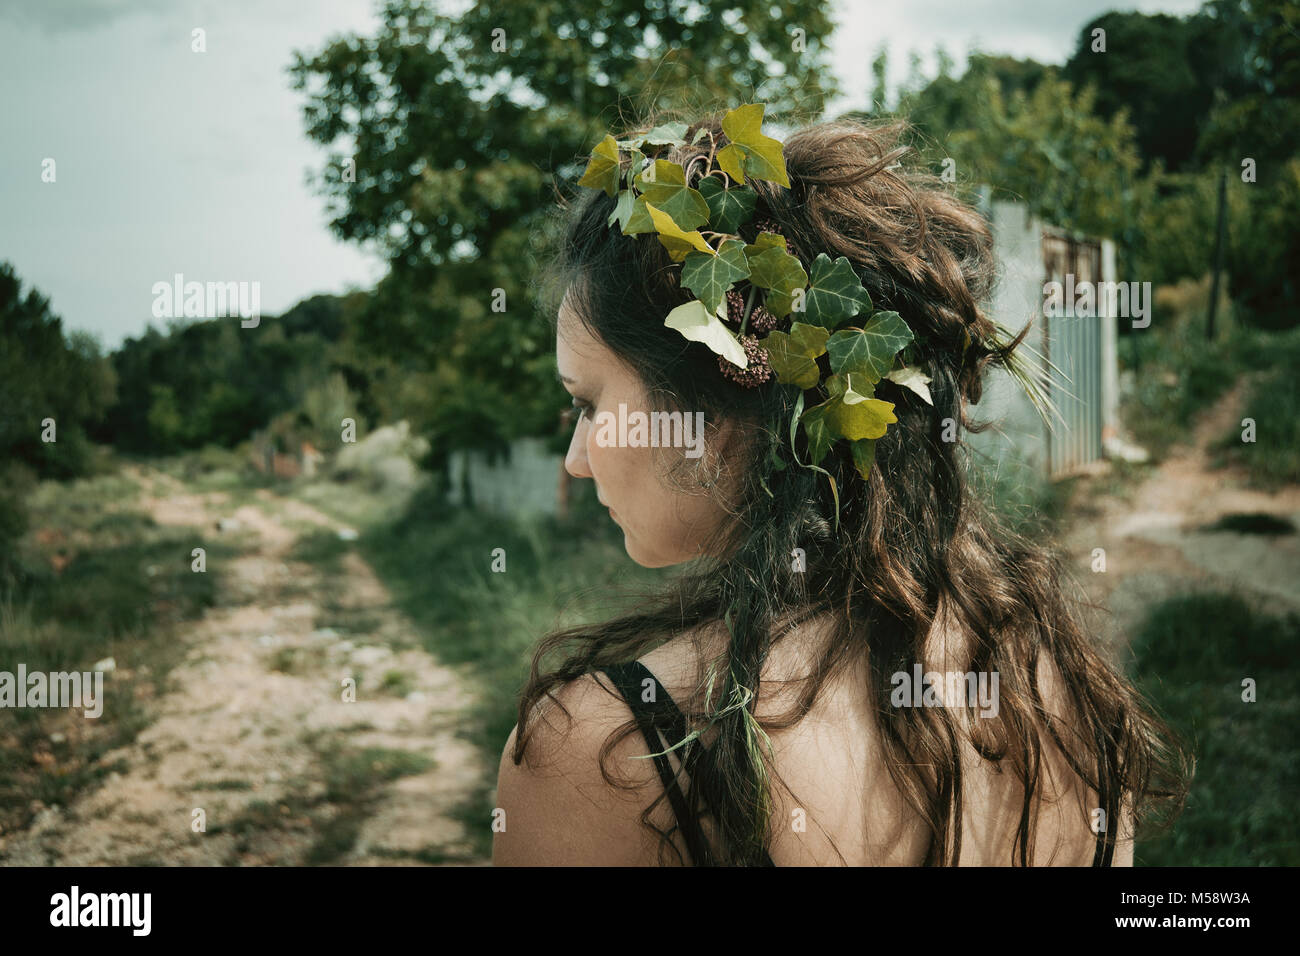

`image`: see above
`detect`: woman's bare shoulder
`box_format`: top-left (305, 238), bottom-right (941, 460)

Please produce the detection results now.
top-left (491, 671), bottom-right (684, 866)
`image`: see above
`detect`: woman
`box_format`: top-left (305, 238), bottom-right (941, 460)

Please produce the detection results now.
top-left (492, 108), bottom-right (1189, 866)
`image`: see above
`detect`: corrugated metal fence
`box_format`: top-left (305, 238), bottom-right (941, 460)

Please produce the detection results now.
top-left (1041, 231), bottom-right (1105, 476)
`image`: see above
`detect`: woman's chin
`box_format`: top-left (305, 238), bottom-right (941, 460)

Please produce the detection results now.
top-left (620, 534), bottom-right (665, 569)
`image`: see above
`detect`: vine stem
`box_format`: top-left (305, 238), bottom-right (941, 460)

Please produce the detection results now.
top-left (740, 285), bottom-right (757, 336)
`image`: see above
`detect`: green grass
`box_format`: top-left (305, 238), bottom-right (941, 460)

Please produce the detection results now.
top-left (1122, 308), bottom-right (1300, 476)
top-left (350, 479), bottom-right (668, 858)
top-left (1213, 361), bottom-right (1300, 488)
top-left (1127, 592), bottom-right (1300, 866)
top-left (306, 742), bottom-right (436, 865)
top-left (207, 739), bottom-right (436, 865)
top-left (0, 470), bottom-right (230, 835)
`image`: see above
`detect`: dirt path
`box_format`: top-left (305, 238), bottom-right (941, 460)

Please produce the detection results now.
top-left (1062, 381), bottom-right (1300, 654)
top-left (4, 466), bottom-right (488, 866)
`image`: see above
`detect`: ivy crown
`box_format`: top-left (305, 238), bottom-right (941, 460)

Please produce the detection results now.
top-left (574, 103), bottom-right (935, 524)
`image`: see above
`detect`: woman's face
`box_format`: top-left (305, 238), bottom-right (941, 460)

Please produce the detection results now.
top-left (556, 289), bottom-right (735, 568)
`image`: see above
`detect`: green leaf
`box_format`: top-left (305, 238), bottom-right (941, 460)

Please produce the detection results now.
top-left (719, 103), bottom-right (790, 187)
top-left (663, 299), bottom-right (747, 368)
top-left (799, 401), bottom-right (835, 466)
top-left (645, 202), bottom-right (714, 261)
top-left (715, 143), bottom-right (748, 184)
top-left (745, 246), bottom-right (807, 318)
top-left (761, 321), bottom-right (828, 388)
top-left (884, 365), bottom-right (933, 405)
top-left (799, 254), bottom-right (872, 329)
top-left (635, 160), bottom-right (710, 231)
top-left (698, 176), bottom-right (757, 234)
top-left (743, 231), bottom-right (787, 259)
top-left (622, 194), bottom-right (656, 234)
top-left (577, 134), bottom-right (620, 197)
top-left (628, 147), bottom-right (648, 183)
top-left (850, 438), bottom-right (877, 479)
top-left (608, 188), bottom-right (636, 231)
top-left (821, 377), bottom-right (897, 440)
top-left (826, 311), bottom-right (913, 382)
top-left (800, 256), bottom-right (873, 330)
top-left (643, 121), bottom-right (689, 146)
top-left (681, 239), bottom-right (750, 315)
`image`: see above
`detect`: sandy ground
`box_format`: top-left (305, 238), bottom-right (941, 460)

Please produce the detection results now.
top-left (2, 467), bottom-right (489, 866)
top-left (1062, 381), bottom-right (1300, 657)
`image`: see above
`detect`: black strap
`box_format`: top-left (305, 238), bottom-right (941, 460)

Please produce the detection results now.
top-left (601, 660), bottom-right (775, 867)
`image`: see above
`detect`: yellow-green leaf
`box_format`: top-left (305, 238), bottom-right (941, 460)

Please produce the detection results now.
top-left (827, 386), bottom-right (896, 441)
top-left (720, 103), bottom-right (790, 188)
top-left (746, 246), bottom-right (807, 318)
top-left (716, 142), bottom-right (748, 183)
top-left (761, 322), bottom-right (828, 388)
top-left (743, 231), bottom-right (787, 260)
top-left (577, 134), bottom-right (620, 197)
top-left (646, 202), bottom-right (715, 261)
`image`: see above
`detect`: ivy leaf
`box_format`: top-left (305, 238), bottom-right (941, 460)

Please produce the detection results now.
top-left (850, 439), bottom-right (877, 479)
top-left (664, 299), bottom-right (747, 368)
top-left (717, 103), bottom-right (790, 187)
top-left (645, 202), bottom-right (714, 261)
top-left (822, 375), bottom-right (897, 440)
top-left (608, 188), bottom-right (636, 230)
top-left (681, 239), bottom-right (750, 315)
top-left (743, 231), bottom-right (787, 259)
top-left (745, 246), bottom-right (807, 318)
top-left (830, 397), bottom-right (896, 440)
top-left (627, 147), bottom-right (648, 183)
top-left (798, 254), bottom-right (872, 329)
top-left (643, 121), bottom-right (690, 146)
top-left (761, 322), bottom-right (829, 388)
top-left (577, 134), bottom-right (620, 197)
top-left (698, 176), bottom-right (757, 235)
top-left (635, 160), bottom-right (710, 231)
top-left (622, 194), bottom-right (656, 234)
top-left (885, 364), bottom-right (933, 405)
top-left (799, 401), bottom-right (836, 466)
top-left (826, 311), bottom-right (913, 383)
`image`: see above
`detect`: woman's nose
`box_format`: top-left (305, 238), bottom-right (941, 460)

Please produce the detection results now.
top-left (565, 421), bottom-right (592, 479)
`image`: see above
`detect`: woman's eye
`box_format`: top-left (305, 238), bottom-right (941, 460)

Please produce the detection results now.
top-left (562, 400), bottom-right (593, 426)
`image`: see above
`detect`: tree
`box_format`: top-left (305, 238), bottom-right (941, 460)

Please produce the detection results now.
top-left (1063, 9), bottom-right (1251, 174)
top-left (287, 0), bottom-right (839, 454)
top-left (0, 262), bottom-right (116, 582)
top-left (0, 262), bottom-right (115, 478)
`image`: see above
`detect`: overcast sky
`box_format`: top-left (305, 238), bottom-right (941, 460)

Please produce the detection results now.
top-left (0, 0), bottom-right (1205, 350)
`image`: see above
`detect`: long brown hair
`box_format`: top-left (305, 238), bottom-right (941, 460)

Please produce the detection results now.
top-left (513, 106), bottom-right (1191, 865)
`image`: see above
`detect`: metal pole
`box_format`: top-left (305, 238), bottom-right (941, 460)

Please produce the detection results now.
top-left (1207, 169), bottom-right (1227, 341)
